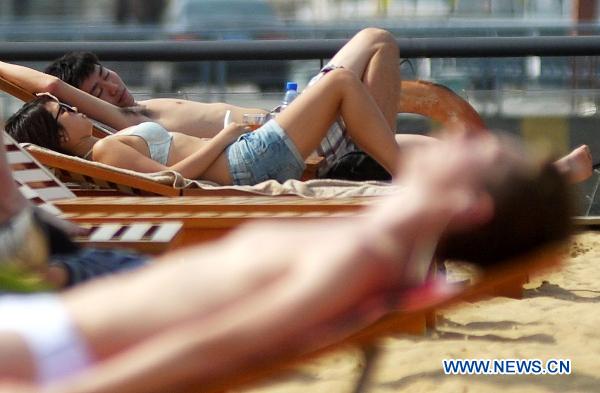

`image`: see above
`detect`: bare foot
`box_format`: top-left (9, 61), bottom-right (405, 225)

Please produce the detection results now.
top-left (554, 145), bottom-right (593, 184)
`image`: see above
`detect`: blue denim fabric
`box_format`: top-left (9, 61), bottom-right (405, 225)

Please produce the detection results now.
top-left (226, 119), bottom-right (306, 186)
top-left (51, 248), bottom-right (149, 287)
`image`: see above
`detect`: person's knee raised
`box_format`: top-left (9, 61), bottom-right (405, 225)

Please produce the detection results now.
top-left (359, 28), bottom-right (396, 50)
top-left (326, 68), bottom-right (360, 92)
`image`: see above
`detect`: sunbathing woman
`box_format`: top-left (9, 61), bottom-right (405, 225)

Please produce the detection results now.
top-left (4, 65), bottom-right (414, 185)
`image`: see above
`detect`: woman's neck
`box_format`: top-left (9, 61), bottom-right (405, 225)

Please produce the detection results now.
top-left (72, 136), bottom-right (100, 159)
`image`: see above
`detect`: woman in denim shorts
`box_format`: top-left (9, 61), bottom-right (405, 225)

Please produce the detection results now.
top-left (5, 64), bottom-right (416, 186)
top-left (220, 67), bottom-right (403, 185)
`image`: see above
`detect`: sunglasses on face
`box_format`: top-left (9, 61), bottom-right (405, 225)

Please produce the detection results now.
top-left (54, 102), bottom-right (77, 122)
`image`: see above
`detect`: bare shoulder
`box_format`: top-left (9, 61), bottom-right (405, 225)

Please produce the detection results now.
top-left (92, 135), bottom-right (123, 158)
top-left (92, 135), bottom-right (164, 173)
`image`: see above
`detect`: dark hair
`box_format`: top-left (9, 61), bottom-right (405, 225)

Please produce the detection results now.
top-left (5, 97), bottom-right (69, 154)
top-left (436, 146), bottom-right (574, 268)
top-left (44, 52), bottom-right (100, 89)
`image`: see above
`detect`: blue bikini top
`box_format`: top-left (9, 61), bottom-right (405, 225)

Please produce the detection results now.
top-left (120, 122), bottom-right (173, 165)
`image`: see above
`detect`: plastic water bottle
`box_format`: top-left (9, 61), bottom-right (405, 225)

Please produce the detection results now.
top-left (280, 82), bottom-right (299, 111)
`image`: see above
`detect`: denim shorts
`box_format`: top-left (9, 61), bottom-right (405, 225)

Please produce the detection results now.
top-left (226, 119), bottom-right (306, 186)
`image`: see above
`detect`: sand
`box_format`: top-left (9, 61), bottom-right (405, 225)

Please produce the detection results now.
top-left (240, 231), bottom-right (600, 393)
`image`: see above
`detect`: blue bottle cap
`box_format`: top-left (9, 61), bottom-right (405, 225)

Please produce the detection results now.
top-left (285, 82), bottom-right (298, 91)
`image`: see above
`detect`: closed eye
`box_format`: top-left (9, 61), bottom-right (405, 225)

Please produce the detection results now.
top-left (91, 66), bottom-right (109, 97)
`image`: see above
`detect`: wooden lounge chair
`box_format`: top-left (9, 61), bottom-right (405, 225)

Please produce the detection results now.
top-left (5, 132), bottom-right (184, 254)
top-left (170, 244), bottom-right (565, 393)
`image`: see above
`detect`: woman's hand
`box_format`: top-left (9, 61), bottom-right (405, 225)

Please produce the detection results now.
top-left (220, 122), bottom-right (252, 144)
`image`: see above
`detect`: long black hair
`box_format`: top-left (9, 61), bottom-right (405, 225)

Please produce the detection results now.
top-left (5, 96), bottom-right (69, 154)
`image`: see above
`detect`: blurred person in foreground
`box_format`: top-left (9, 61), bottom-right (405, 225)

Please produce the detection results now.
top-left (0, 129), bottom-right (573, 392)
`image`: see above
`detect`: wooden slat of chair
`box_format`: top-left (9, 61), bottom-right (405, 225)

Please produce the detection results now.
top-left (75, 222), bottom-right (184, 255)
top-left (54, 195), bottom-right (373, 214)
top-left (17, 182), bottom-right (63, 216)
top-left (62, 209), bottom-right (363, 247)
top-left (4, 133), bottom-right (77, 203)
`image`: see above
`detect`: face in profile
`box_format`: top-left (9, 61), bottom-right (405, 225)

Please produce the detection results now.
top-left (44, 99), bottom-right (93, 153)
top-left (79, 64), bottom-right (135, 107)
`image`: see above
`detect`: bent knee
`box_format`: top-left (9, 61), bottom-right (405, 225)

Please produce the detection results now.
top-left (325, 68), bottom-right (361, 87)
top-left (357, 28), bottom-right (396, 48)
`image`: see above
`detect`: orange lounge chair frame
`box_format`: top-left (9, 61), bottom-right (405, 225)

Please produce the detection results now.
top-left (399, 80), bottom-right (486, 133)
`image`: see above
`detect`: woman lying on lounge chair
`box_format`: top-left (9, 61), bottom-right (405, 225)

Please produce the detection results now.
top-left (0, 131), bottom-right (573, 392)
top-left (4, 61), bottom-right (416, 186)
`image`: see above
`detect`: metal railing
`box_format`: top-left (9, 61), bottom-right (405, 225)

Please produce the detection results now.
top-left (3, 36), bottom-right (600, 62)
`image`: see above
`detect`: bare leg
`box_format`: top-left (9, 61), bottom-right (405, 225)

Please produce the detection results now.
top-left (277, 69), bottom-right (400, 174)
top-left (326, 28), bottom-right (400, 129)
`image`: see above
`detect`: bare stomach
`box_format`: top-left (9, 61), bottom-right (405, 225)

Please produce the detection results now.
top-left (168, 136), bottom-right (233, 185)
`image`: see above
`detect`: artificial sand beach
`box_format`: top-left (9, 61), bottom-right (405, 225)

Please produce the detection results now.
top-left (241, 231), bottom-right (600, 393)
